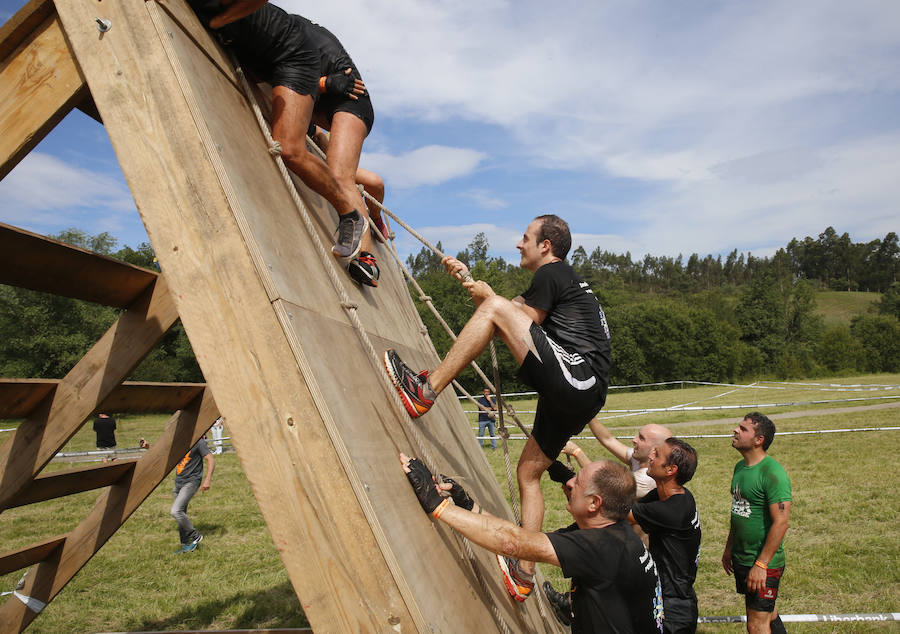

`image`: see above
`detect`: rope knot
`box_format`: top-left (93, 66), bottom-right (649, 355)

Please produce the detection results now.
top-left (419, 295), bottom-right (432, 302)
top-left (340, 301), bottom-right (359, 310)
top-left (419, 326), bottom-right (428, 335)
top-left (268, 141), bottom-right (283, 156)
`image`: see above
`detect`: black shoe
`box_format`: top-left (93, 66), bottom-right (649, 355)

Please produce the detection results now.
top-left (332, 210), bottom-right (368, 259)
top-left (543, 581), bottom-right (572, 626)
top-left (348, 251), bottom-right (379, 287)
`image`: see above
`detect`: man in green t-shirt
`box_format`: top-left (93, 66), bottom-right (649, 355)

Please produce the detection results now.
top-left (722, 412), bottom-right (791, 634)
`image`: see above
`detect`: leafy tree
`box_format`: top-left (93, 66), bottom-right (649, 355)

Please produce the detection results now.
top-left (874, 282), bottom-right (900, 320)
top-left (850, 314), bottom-right (900, 372)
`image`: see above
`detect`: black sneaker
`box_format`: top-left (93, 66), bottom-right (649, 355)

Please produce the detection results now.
top-left (348, 252), bottom-right (379, 287)
top-left (383, 349), bottom-right (434, 418)
top-left (543, 581), bottom-right (572, 626)
top-left (332, 210), bottom-right (368, 259)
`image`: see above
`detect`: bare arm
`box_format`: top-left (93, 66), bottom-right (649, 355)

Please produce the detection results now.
top-left (208, 0), bottom-right (267, 29)
top-left (562, 441), bottom-right (591, 468)
top-left (746, 501), bottom-right (791, 593)
top-left (721, 528), bottom-right (734, 574)
top-left (511, 296), bottom-right (547, 324)
top-left (201, 453), bottom-right (216, 491)
top-left (587, 418), bottom-right (630, 464)
top-left (437, 505), bottom-right (560, 566)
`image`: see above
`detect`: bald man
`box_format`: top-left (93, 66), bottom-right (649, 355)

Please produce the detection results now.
top-left (564, 420), bottom-right (672, 498)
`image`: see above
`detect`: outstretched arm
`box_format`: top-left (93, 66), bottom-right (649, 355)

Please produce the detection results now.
top-left (208, 0), bottom-right (267, 29)
top-left (587, 418), bottom-right (631, 464)
top-left (400, 454), bottom-right (559, 566)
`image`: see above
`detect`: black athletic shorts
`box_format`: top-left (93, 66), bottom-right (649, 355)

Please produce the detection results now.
top-left (306, 19), bottom-right (374, 133)
top-left (517, 322), bottom-right (607, 460)
top-left (734, 563), bottom-right (784, 613)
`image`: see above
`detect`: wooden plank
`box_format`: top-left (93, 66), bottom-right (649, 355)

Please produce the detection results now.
top-left (0, 380), bottom-right (206, 419)
top-left (0, 393), bottom-right (215, 631)
top-left (0, 0), bottom-right (53, 61)
top-left (0, 10), bottom-right (86, 180)
top-left (0, 379), bottom-right (56, 420)
top-left (0, 276), bottom-right (178, 512)
top-left (0, 223), bottom-right (158, 308)
top-left (0, 534), bottom-right (65, 577)
top-left (6, 459), bottom-right (137, 509)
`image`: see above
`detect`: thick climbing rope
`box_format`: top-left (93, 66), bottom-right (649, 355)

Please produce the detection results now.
top-left (230, 63), bottom-right (524, 633)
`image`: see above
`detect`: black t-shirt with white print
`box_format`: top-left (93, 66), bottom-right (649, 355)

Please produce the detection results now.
top-left (519, 261), bottom-right (611, 380)
top-left (548, 520), bottom-right (664, 633)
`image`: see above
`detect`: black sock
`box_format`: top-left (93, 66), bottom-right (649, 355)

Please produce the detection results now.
top-left (770, 615), bottom-right (786, 634)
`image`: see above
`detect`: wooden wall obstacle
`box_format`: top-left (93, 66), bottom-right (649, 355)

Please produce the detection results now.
top-left (0, 0), bottom-right (561, 631)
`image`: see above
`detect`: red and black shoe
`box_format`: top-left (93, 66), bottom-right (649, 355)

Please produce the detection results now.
top-left (383, 349), bottom-right (434, 418)
top-left (497, 555), bottom-right (534, 602)
top-left (348, 251), bottom-right (379, 287)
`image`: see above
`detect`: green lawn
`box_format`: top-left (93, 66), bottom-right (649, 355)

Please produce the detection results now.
top-left (2, 376), bottom-right (899, 632)
top-left (814, 290), bottom-right (880, 327)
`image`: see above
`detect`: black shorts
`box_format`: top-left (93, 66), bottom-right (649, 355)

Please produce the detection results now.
top-left (734, 563), bottom-right (784, 612)
top-left (517, 322), bottom-right (607, 460)
top-left (306, 19), bottom-right (374, 133)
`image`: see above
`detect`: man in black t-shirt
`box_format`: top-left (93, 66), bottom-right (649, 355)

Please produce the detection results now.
top-left (386, 214), bottom-right (611, 601)
top-left (187, 0), bottom-right (380, 285)
top-left (401, 454), bottom-right (663, 633)
top-left (92, 413), bottom-right (117, 451)
top-left (630, 438), bottom-right (702, 633)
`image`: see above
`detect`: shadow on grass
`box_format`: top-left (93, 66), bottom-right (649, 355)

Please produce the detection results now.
top-left (134, 581), bottom-right (308, 631)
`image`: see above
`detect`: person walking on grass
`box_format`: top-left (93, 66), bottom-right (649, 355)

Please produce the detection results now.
top-left (171, 438), bottom-right (215, 554)
top-left (722, 413), bottom-right (791, 634)
top-left (385, 214), bottom-right (611, 602)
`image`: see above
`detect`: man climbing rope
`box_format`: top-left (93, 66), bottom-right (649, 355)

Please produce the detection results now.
top-left (385, 214), bottom-right (611, 601)
top-left (400, 453), bottom-right (663, 631)
top-left (188, 0), bottom-right (380, 286)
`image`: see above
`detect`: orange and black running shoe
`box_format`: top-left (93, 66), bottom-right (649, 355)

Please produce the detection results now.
top-left (497, 554), bottom-right (534, 602)
top-left (384, 349), bottom-right (434, 418)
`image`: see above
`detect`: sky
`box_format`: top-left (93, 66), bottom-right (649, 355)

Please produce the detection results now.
top-left (2, 0), bottom-right (899, 264)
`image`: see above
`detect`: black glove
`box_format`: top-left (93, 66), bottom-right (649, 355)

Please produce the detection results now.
top-left (547, 460), bottom-right (575, 484)
top-left (440, 475), bottom-right (475, 511)
top-left (324, 70), bottom-right (358, 97)
top-left (404, 458), bottom-right (443, 514)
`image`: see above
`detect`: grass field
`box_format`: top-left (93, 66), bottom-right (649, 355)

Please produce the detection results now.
top-left (1, 375), bottom-right (898, 632)
top-left (814, 291), bottom-right (880, 327)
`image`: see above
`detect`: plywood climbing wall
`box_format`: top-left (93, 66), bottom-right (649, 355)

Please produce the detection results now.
top-left (19, 0), bottom-right (562, 631)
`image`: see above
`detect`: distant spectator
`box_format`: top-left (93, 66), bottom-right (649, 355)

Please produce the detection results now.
top-left (476, 388), bottom-right (497, 450)
top-left (211, 416), bottom-right (225, 454)
top-left (93, 413), bottom-right (117, 460)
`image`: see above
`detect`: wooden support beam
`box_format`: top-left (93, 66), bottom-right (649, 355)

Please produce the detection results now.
top-left (0, 534), bottom-right (65, 577)
top-left (0, 3), bottom-right (86, 180)
top-left (6, 460), bottom-right (137, 509)
top-left (0, 223), bottom-right (159, 308)
top-left (0, 379), bottom-right (207, 419)
top-left (0, 391), bottom-right (216, 631)
top-left (0, 275), bottom-right (178, 512)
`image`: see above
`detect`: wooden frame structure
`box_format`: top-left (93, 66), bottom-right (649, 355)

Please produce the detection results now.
top-left (0, 1), bottom-right (561, 631)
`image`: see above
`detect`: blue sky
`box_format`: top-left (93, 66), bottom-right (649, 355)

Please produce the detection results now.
top-left (2, 0), bottom-right (899, 264)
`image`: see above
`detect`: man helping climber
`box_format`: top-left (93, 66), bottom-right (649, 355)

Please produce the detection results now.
top-left (385, 214), bottom-right (611, 601)
top-left (400, 453), bottom-right (663, 631)
top-left (188, 0), bottom-right (381, 286)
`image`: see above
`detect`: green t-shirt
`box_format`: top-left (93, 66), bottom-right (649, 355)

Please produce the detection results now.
top-left (729, 454), bottom-right (792, 568)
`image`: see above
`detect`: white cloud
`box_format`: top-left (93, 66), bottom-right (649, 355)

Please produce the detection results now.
top-left (0, 152), bottom-right (137, 239)
top-left (362, 145), bottom-right (485, 188)
top-left (459, 189), bottom-right (508, 210)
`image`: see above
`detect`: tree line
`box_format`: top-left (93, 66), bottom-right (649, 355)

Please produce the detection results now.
top-left (0, 227), bottom-right (897, 391)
